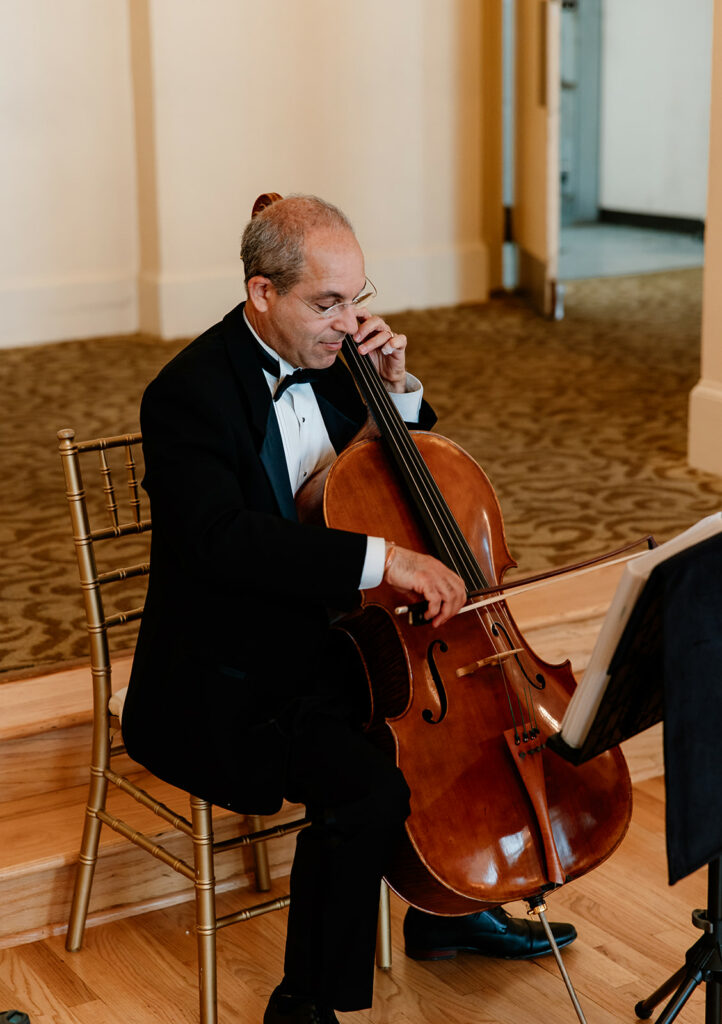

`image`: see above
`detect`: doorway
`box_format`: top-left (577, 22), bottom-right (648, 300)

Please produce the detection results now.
top-left (504, 0), bottom-right (710, 300)
top-left (557, 0), bottom-right (709, 282)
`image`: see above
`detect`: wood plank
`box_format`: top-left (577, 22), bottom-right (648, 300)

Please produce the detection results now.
top-left (0, 722), bottom-right (140, 804)
top-left (0, 775), bottom-right (203, 875)
top-left (0, 658), bottom-right (131, 742)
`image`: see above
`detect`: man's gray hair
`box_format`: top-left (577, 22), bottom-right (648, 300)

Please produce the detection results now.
top-left (240, 195), bottom-right (354, 295)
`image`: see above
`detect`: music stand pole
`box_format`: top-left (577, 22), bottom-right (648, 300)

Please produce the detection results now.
top-left (635, 855), bottom-right (722, 1023)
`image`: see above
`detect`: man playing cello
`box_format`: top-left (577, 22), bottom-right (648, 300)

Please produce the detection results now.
top-left (123, 194), bottom-right (576, 1023)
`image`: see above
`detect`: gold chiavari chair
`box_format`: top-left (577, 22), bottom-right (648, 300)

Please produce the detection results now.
top-left (56, 427), bottom-right (393, 1024)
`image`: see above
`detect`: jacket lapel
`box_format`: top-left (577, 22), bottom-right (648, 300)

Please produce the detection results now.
top-left (259, 417), bottom-right (297, 521)
top-left (223, 304), bottom-right (298, 521)
top-left (223, 304), bottom-right (368, 517)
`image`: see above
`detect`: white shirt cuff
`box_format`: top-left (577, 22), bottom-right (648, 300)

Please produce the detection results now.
top-left (389, 373), bottom-right (423, 424)
top-left (359, 535), bottom-right (386, 590)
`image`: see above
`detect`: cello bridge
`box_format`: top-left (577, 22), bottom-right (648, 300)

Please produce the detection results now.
top-left (455, 647), bottom-right (524, 678)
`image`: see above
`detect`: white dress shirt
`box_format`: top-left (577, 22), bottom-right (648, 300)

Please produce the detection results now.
top-left (244, 312), bottom-right (423, 588)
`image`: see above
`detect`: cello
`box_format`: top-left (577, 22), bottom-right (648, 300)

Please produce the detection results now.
top-left (253, 193), bottom-right (633, 1017)
top-left (324, 333), bottom-right (632, 911)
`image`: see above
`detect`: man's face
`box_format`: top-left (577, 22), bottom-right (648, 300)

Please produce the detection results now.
top-left (249, 227), bottom-right (366, 369)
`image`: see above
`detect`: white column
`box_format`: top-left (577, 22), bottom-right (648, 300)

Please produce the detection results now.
top-left (689, 0), bottom-right (722, 473)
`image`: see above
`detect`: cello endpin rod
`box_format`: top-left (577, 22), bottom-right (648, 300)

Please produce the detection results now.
top-left (536, 909), bottom-right (588, 1024)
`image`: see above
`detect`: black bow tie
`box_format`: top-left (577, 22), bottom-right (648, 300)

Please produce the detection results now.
top-left (251, 336), bottom-right (322, 402)
top-left (273, 367), bottom-right (322, 402)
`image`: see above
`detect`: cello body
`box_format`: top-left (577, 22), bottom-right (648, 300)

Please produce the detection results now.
top-left (324, 431), bottom-right (632, 914)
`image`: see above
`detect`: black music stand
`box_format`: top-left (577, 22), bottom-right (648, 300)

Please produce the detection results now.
top-left (634, 856), bottom-right (722, 1024)
top-left (549, 534), bottom-right (722, 1024)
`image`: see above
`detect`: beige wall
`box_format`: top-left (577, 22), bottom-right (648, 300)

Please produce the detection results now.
top-left (688, 0), bottom-right (722, 473)
top-left (0, 1), bottom-right (138, 346)
top-left (2, 0), bottom-right (493, 347)
top-left (600, 0), bottom-right (713, 220)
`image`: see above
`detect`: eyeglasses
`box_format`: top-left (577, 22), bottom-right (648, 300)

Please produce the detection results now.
top-left (290, 277), bottom-right (377, 319)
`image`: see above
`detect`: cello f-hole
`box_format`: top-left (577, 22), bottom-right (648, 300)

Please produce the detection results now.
top-left (423, 639), bottom-right (449, 724)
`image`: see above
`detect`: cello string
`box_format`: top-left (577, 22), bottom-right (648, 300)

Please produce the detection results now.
top-left (491, 615), bottom-right (531, 728)
top-left (343, 340), bottom-right (521, 722)
top-left (358, 351), bottom-right (538, 731)
top-left (341, 337), bottom-right (478, 580)
top-left (501, 663), bottom-right (523, 743)
top-left (352, 339), bottom-right (561, 786)
top-left (343, 337), bottom-right (487, 590)
top-left (344, 340), bottom-right (476, 579)
top-left (345, 337), bottom-right (528, 725)
top-left (352, 351), bottom-right (532, 727)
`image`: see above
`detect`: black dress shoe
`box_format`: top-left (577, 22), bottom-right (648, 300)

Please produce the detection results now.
top-left (263, 987), bottom-right (338, 1024)
top-left (403, 906), bottom-right (577, 961)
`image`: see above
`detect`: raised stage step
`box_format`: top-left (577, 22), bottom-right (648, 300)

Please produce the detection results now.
top-left (0, 770), bottom-right (301, 948)
top-left (0, 660), bottom-right (299, 948)
top-left (0, 659), bottom-right (132, 804)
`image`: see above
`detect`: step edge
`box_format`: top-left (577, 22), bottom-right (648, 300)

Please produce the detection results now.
top-left (0, 797), bottom-right (299, 878)
top-left (0, 869), bottom-right (291, 949)
top-left (0, 657), bottom-right (132, 742)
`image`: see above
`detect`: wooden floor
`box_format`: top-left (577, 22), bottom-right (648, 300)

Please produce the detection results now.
top-left (0, 775), bottom-right (709, 1024)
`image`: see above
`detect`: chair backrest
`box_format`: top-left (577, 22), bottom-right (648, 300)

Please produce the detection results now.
top-left (57, 428), bottom-right (151, 709)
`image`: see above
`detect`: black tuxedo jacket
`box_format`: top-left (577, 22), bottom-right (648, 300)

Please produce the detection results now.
top-left (123, 302), bottom-right (435, 813)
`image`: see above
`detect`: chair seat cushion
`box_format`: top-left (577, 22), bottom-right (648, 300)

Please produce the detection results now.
top-left (109, 686), bottom-right (128, 719)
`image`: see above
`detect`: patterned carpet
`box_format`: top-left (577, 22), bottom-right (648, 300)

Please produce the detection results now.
top-left (2, 267), bottom-right (721, 678)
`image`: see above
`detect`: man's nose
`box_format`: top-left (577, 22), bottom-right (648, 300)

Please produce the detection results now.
top-left (329, 305), bottom-right (359, 336)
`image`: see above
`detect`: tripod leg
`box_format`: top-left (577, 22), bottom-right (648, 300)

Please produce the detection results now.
top-left (635, 966), bottom-right (687, 1019)
top-left (636, 858), bottom-right (722, 1023)
top-left (655, 969), bottom-right (706, 1024)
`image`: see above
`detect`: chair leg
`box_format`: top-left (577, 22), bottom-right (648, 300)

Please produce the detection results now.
top-left (191, 797), bottom-right (218, 1024)
top-left (249, 815), bottom-right (271, 892)
top-left (376, 879), bottom-right (392, 970)
top-left (66, 767), bottom-right (109, 951)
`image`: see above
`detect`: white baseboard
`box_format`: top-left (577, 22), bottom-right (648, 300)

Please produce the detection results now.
top-left (688, 379), bottom-right (722, 475)
top-left (0, 242), bottom-right (490, 347)
top-left (0, 274), bottom-right (138, 348)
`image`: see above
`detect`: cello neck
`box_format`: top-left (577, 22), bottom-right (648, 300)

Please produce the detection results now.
top-left (341, 333), bottom-right (488, 592)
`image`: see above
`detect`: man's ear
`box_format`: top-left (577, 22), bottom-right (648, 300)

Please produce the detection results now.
top-left (246, 275), bottom-right (274, 312)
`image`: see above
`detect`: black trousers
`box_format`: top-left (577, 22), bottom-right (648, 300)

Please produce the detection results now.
top-left (279, 699), bottom-right (410, 1011)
